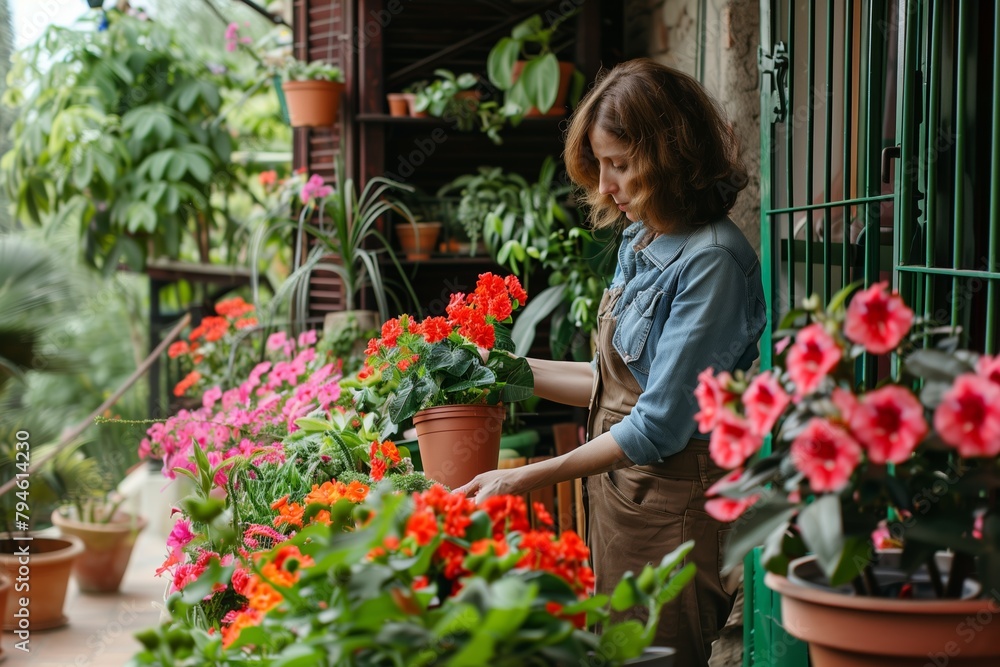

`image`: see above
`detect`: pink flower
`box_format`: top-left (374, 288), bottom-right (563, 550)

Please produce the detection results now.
top-left (786, 323), bottom-right (842, 397)
top-left (167, 519), bottom-right (195, 550)
top-left (845, 385), bottom-right (928, 464)
top-left (871, 520), bottom-right (903, 549)
top-left (694, 368), bottom-right (735, 433)
top-left (790, 418), bottom-right (862, 492)
top-left (266, 331), bottom-right (288, 352)
top-left (704, 470), bottom-right (760, 522)
top-left (708, 411), bottom-right (763, 469)
top-left (298, 329), bottom-right (317, 348)
top-left (742, 371), bottom-right (790, 436)
top-left (705, 496), bottom-right (759, 523)
top-left (933, 374), bottom-right (1000, 458)
top-left (202, 385), bottom-right (223, 410)
top-left (977, 355), bottom-right (1000, 386)
top-left (843, 282), bottom-right (914, 354)
top-left (300, 174), bottom-right (332, 204)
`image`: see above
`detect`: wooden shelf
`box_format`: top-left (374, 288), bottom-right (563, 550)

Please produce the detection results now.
top-left (356, 113), bottom-right (568, 124)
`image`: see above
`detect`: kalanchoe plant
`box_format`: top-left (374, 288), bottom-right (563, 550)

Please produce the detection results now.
top-left (361, 273), bottom-right (535, 428)
top-left (130, 485), bottom-right (697, 666)
top-left (699, 281), bottom-right (1000, 597)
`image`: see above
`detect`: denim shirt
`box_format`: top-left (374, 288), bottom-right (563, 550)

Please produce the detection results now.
top-left (606, 218), bottom-right (767, 465)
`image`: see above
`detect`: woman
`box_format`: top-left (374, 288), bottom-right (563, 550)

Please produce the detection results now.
top-left (456, 58), bottom-right (766, 665)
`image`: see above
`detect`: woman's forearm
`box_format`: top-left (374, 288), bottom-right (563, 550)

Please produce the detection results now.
top-left (525, 357), bottom-right (594, 407)
top-left (454, 431), bottom-right (634, 500)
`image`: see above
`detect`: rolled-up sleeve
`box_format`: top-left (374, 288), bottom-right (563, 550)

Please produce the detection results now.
top-left (609, 247), bottom-right (758, 464)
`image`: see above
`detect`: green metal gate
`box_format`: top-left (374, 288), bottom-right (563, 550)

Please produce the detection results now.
top-left (752, 0), bottom-right (1000, 664)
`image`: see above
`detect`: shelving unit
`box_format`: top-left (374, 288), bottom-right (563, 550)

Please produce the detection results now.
top-left (295, 0), bottom-right (625, 325)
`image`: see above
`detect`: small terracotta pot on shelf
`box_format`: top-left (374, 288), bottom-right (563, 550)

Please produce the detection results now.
top-left (395, 222), bottom-right (441, 261)
top-left (386, 93), bottom-right (409, 117)
top-left (402, 93), bottom-right (428, 118)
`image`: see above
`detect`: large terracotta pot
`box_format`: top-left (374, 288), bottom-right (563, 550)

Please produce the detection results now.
top-left (0, 573), bottom-right (8, 657)
top-left (395, 222), bottom-right (441, 261)
top-left (412, 404), bottom-right (505, 489)
top-left (51, 509), bottom-right (147, 593)
top-left (766, 555), bottom-right (1000, 666)
top-left (281, 79), bottom-right (344, 127)
top-left (0, 534), bottom-right (84, 631)
top-left (511, 60), bottom-right (576, 117)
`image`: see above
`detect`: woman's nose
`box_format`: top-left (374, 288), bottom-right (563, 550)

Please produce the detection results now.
top-left (598, 170), bottom-right (617, 196)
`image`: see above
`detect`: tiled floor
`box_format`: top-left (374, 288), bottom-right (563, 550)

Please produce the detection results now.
top-left (2, 470), bottom-right (181, 666)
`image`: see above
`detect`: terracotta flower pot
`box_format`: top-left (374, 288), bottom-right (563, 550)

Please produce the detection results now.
top-left (386, 93), bottom-right (409, 116)
top-left (281, 79), bottom-right (344, 127)
top-left (766, 555), bottom-right (1000, 666)
top-left (51, 509), bottom-right (147, 594)
top-left (412, 404), bottom-right (505, 489)
top-left (0, 573), bottom-right (8, 657)
top-left (395, 222), bottom-right (441, 261)
top-left (511, 60), bottom-right (576, 117)
top-left (402, 92), bottom-right (427, 118)
top-left (0, 534), bottom-right (84, 631)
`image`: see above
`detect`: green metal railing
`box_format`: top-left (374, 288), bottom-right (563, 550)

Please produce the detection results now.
top-left (752, 0), bottom-right (1000, 665)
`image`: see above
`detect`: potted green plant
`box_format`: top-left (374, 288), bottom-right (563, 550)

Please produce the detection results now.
top-left (436, 166), bottom-right (528, 256)
top-left (362, 273), bottom-right (534, 489)
top-left (487, 13), bottom-right (585, 119)
top-left (700, 282), bottom-right (1000, 665)
top-left (401, 79), bottom-right (429, 117)
top-left (279, 58), bottom-right (345, 127)
top-left (249, 152), bottom-right (419, 332)
top-left (51, 493), bottom-right (147, 594)
top-left (413, 69), bottom-right (481, 130)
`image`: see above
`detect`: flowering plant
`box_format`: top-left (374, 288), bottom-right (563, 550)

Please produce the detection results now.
top-left (167, 296), bottom-right (262, 398)
top-left (698, 282), bottom-right (1000, 597)
top-left (131, 485), bottom-right (696, 666)
top-left (363, 272), bottom-right (535, 426)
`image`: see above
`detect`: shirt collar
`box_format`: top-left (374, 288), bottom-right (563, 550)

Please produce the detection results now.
top-left (627, 222), bottom-right (693, 270)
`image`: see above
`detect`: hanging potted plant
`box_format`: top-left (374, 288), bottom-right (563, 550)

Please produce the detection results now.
top-left (487, 13), bottom-right (585, 119)
top-left (280, 58), bottom-right (345, 128)
top-left (699, 282), bottom-right (1000, 666)
top-left (362, 273), bottom-right (535, 489)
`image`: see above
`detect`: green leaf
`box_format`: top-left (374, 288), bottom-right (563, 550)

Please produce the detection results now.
top-left (828, 536), bottom-right (874, 587)
top-left (797, 494), bottom-right (844, 579)
top-left (610, 577), bottom-right (638, 611)
top-left (425, 344), bottom-right (475, 376)
top-left (520, 53), bottom-right (560, 113)
top-left (487, 38), bottom-right (520, 89)
top-left (903, 349), bottom-right (974, 383)
top-left (597, 620), bottom-right (645, 662)
top-left (511, 284), bottom-right (565, 356)
top-left (444, 364), bottom-right (495, 392)
top-left (723, 497), bottom-right (797, 571)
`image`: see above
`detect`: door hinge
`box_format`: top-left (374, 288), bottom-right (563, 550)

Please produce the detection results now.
top-left (758, 41), bottom-right (789, 123)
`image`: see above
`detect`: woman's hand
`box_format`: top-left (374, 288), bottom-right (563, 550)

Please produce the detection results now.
top-left (453, 468), bottom-right (531, 502)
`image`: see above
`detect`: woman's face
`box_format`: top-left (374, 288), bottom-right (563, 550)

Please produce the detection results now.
top-left (588, 125), bottom-right (638, 222)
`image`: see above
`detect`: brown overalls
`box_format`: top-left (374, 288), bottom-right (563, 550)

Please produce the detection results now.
top-left (586, 286), bottom-right (739, 667)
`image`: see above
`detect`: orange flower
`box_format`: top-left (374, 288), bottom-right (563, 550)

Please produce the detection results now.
top-left (271, 495), bottom-right (304, 528)
top-left (215, 297), bottom-right (255, 319)
top-left (173, 371), bottom-right (202, 397)
top-left (235, 316), bottom-right (258, 330)
top-left (380, 441), bottom-right (401, 464)
top-left (344, 480), bottom-right (370, 503)
top-left (404, 509), bottom-right (438, 546)
top-left (221, 608), bottom-right (261, 648)
top-left (258, 170), bottom-right (277, 187)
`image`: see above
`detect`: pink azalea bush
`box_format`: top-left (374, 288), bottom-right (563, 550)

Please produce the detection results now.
top-left (699, 281), bottom-right (1000, 598)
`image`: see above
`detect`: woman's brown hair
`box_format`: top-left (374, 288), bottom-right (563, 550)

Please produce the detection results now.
top-left (564, 58), bottom-right (748, 232)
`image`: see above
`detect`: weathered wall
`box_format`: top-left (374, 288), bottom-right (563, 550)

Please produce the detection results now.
top-left (628, 0), bottom-right (761, 253)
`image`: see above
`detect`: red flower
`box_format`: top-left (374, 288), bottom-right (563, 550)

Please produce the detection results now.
top-left (473, 273), bottom-right (507, 301)
top-left (419, 317), bottom-right (451, 343)
top-left (742, 371), bottom-right (790, 436)
top-left (487, 294), bottom-right (513, 322)
top-left (532, 501), bottom-right (554, 527)
top-left (844, 282), bottom-right (914, 355)
top-left (934, 374), bottom-right (1000, 458)
top-left (790, 418), bottom-right (862, 492)
top-left (258, 170), bottom-right (277, 187)
top-left (364, 338), bottom-right (380, 356)
top-left (235, 317), bottom-right (258, 330)
top-left (215, 297), bottom-right (255, 319)
top-left (462, 319), bottom-right (495, 350)
top-left (694, 368), bottom-right (735, 433)
top-left (380, 318), bottom-right (403, 348)
top-left (708, 411), bottom-right (763, 469)
top-left (504, 275), bottom-right (527, 306)
top-left (845, 385), bottom-right (927, 464)
top-left (168, 341), bottom-right (190, 358)
top-left (481, 495), bottom-right (530, 537)
top-left (786, 323), bottom-right (842, 397)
